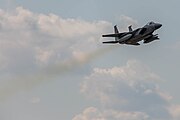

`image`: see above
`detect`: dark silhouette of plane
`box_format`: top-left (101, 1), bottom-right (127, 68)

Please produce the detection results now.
top-left (102, 21), bottom-right (162, 45)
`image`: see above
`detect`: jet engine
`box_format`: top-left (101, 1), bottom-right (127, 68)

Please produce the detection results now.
top-left (143, 35), bottom-right (159, 44)
top-left (118, 34), bottom-right (132, 43)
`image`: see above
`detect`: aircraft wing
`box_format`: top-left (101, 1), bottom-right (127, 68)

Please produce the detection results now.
top-left (102, 32), bottom-right (126, 37)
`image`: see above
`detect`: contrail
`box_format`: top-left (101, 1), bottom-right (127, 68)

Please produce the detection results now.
top-left (0, 46), bottom-right (117, 101)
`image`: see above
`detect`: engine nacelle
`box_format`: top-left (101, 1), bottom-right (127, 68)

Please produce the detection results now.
top-left (143, 35), bottom-right (159, 44)
top-left (118, 34), bottom-right (132, 43)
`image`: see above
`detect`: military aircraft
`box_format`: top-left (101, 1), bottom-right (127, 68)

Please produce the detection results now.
top-left (102, 21), bottom-right (162, 45)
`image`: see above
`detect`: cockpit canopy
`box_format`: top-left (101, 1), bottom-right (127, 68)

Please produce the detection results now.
top-left (147, 21), bottom-right (155, 25)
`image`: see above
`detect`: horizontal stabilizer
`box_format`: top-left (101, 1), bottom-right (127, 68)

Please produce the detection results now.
top-left (102, 34), bottom-right (119, 37)
top-left (102, 41), bottom-right (119, 44)
top-left (102, 33), bottom-right (124, 37)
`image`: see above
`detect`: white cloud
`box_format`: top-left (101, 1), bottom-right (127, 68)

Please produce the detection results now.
top-left (169, 105), bottom-right (180, 120)
top-left (0, 7), bottom-right (141, 76)
top-left (37, 13), bottom-right (109, 39)
top-left (0, 7), bottom-right (112, 72)
top-left (0, 6), bottom-right (114, 101)
top-left (117, 15), bottom-right (138, 31)
top-left (35, 47), bottom-right (54, 65)
top-left (81, 60), bottom-right (162, 103)
top-left (73, 107), bottom-right (149, 120)
top-left (79, 60), bottom-right (173, 120)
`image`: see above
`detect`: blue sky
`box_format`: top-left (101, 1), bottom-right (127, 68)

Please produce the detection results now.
top-left (0, 0), bottom-right (180, 120)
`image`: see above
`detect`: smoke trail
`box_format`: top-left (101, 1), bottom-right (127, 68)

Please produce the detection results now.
top-left (0, 46), bottom-right (117, 101)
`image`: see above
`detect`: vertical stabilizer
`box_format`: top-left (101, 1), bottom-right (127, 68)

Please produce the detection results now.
top-left (114, 25), bottom-right (119, 33)
top-left (128, 25), bottom-right (133, 32)
top-left (114, 25), bottom-right (119, 41)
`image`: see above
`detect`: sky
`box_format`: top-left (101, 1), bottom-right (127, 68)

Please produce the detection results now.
top-left (0, 0), bottom-right (180, 120)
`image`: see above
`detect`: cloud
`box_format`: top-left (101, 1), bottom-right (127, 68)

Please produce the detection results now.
top-left (72, 107), bottom-right (149, 120)
top-left (0, 7), bottom-right (111, 70)
top-left (117, 15), bottom-right (138, 31)
top-left (169, 105), bottom-right (180, 120)
top-left (77, 60), bottom-right (173, 120)
top-left (0, 6), bottom-right (115, 100)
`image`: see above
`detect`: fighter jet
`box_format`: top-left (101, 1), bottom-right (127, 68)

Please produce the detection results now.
top-left (102, 21), bottom-right (162, 45)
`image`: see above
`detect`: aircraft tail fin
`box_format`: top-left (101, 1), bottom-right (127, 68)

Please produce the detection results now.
top-left (114, 25), bottom-right (119, 34)
top-left (114, 25), bottom-right (119, 41)
top-left (128, 25), bottom-right (133, 32)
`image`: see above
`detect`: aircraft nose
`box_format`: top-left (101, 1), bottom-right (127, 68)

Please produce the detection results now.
top-left (155, 23), bottom-right (162, 29)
